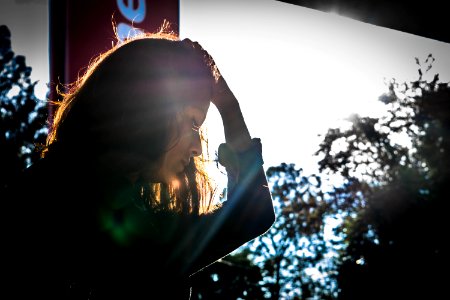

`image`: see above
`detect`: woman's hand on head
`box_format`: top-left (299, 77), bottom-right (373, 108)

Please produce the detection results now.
top-left (181, 38), bottom-right (239, 113)
top-left (182, 38), bottom-right (251, 152)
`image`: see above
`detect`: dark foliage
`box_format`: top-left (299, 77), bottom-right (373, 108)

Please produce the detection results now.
top-left (237, 163), bottom-right (340, 299)
top-left (190, 248), bottom-right (265, 299)
top-left (315, 55), bottom-right (449, 299)
top-left (0, 24), bottom-right (48, 189)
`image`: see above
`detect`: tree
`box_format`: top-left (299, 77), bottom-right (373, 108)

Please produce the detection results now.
top-left (0, 24), bottom-right (48, 188)
top-left (191, 163), bottom-right (342, 300)
top-left (245, 163), bottom-right (340, 300)
top-left (190, 248), bottom-right (265, 299)
top-left (236, 54), bottom-right (449, 300)
top-left (315, 54), bottom-right (449, 299)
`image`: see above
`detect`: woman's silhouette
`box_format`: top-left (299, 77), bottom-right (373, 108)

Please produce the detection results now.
top-left (2, 28), bottom-right (275, 299)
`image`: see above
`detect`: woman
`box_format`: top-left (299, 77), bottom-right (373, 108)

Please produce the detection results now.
top-left (2, 28), bottom-right (275, 299)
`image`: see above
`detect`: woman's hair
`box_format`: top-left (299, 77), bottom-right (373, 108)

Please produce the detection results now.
top-left (45, 24), bottom-right (217, 215)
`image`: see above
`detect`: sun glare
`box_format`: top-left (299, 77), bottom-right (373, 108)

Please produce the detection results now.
top-left (171, 179), bottom-right (180, 189)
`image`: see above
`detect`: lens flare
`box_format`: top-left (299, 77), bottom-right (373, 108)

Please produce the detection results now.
top-left (171, 179), bottom-right (180, 189)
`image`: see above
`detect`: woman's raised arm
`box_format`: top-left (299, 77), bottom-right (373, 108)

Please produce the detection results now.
top-left (171, 40), bottom-right (276, 276)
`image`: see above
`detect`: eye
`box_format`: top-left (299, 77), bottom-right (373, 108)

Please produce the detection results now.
top-left (192, 119), bottom-right (201, 132)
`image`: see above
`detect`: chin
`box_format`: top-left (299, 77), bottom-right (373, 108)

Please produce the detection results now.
top-left (163, 173), bottom-right (179, 185)
top-left (160, 167), bottom-right (185, 185)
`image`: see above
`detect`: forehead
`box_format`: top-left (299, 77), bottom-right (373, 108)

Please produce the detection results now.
top-left (166, 76), bottom-right (212, 107)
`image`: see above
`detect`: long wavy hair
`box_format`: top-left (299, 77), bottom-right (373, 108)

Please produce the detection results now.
top-left (44, 25), bottom-right (217, 215)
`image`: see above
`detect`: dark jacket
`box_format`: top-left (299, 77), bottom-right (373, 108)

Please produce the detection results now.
top-left (1, 140), bottom-right (274, 299)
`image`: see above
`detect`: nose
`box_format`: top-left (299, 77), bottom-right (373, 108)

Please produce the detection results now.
top-left (190, 132), bottom-right (202, 157)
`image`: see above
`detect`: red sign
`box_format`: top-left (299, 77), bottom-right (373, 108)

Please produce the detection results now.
top-left (49, 0), bottom-right (179, 100)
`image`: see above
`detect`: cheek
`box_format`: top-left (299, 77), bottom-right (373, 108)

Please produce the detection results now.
top-left (162, 143), bottom-right (183, 171)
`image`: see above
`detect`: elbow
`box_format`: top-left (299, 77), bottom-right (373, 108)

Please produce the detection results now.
top-left (253, 188), bottom-right (276, 237)
top-left (260, 189), bottom-right (276, 232)
top-left (268, 209), bottom-right (276, 228)
top-left (261, 207), bottom-right (276, 235)
top-left (249, 204), bottom-right (276, 239)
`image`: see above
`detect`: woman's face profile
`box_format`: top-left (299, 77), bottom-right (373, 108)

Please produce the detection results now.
top-left (152, 65), bottom-right (213, 184)
top-left (157, 100), bottom-right (210, 184)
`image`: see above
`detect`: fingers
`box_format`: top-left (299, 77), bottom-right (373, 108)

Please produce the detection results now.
top-left (181, 38), bottom-right (195, 44)
top-left (191, 50), bottom-right (235, 111)
top-left (181, 38), bottom-right (225, 94)
top-left (181, 38), bottom-right (208, 57)
top-left (182, 38), bottom-right (222, 78)
top-left (181, 38), bottom-right (203, 51)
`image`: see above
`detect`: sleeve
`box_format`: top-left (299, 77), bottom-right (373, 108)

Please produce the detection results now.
top-left (218, 138), bottom-right (265, 198)
top-left (168, 138), bottom-right (276, 276)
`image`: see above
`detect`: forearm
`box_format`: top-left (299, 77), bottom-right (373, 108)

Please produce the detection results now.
top-left (214, 83), bottom-right (252, 152)
top-left (183, 162), bottom-right (275, 275)
top-left (213, 80), bottom-right (274, 225)
top-left (215, 86), bottom-right (275, 239)
top-left (229, 157), bottom-right (275, 236)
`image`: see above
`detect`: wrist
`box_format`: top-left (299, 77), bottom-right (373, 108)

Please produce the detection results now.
top-left (218, 138), bottom-right (264, 170)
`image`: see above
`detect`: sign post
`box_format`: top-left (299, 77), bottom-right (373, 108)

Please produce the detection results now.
top-left (49, 0), bottom-right (179, 104)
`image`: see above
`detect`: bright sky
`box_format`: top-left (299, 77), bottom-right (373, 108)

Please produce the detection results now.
top-left (1, 0), bottom-right (48, 101)
top-left (2, 0), bottom-right (450, 182)
top-left (180, 0), bottom-right (450, 176)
